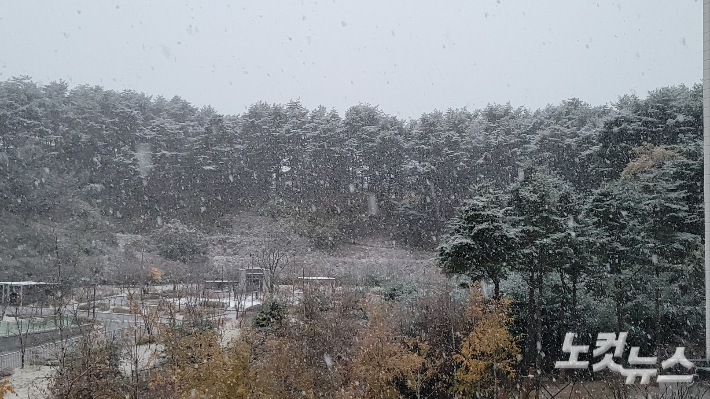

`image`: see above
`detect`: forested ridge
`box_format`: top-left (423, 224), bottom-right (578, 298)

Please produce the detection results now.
top-left (0, 77), bottom-right (706, 395)
top-left (0, 77), bottom-right (701, 249)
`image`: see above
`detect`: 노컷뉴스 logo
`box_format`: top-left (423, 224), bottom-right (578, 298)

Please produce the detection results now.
top-left (554, 332), bottom-right (695, 384)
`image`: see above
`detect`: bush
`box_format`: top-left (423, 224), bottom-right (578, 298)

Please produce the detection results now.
top-left (47, 336), bottom-right (130, 399)
top-left (143, 291), bottom-right (175, 300)
top-left (155, 221), bottom-right (208, 264)
top-left (362, 274), bottom-right (387, 287)
top-left (77, 302), bottom-right (109, 311)
top-left (382, 281), bottom-right (418, 301)
top-left (136, 334), bottom-right (157, 346)
top-left (200, 300), bottom-right (226, 309)
top-left (252, 300), bottom-right (287, 330)
top-left (75, 316), bottom-right (101, 325)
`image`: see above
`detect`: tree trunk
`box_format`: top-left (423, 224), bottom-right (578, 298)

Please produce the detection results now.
top-left (614, 279), bottom-right (624, 334)
top-left (557, 270), bottom-right (567, 343)
top-left (654, 286), bottom-right (660, 356)
top-left (527, 270), bottom-right (536, 367)
top-left (536, 271), bottom-right (543, 370)
top-left (571, 275), bottom-right (578, 329)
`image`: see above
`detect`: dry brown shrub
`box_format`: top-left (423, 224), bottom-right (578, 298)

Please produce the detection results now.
top-left (621, 143), bottom-right (683, 178)
top-left (245, 286), bottom-right (366, 398)
top-left (162, 326), bottom-right (272, 398)
top-left (454, 287), bottom-right (520, 398)
top-left (47, 335), bottom-right (131, 399)
top-left (343, 299), bottom-right (430, 399)
top-left (0, 380), bottom-right (14, 399)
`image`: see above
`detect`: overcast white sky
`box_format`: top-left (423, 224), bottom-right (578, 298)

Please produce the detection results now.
top-left (0, 0), bottom-right (701, 119)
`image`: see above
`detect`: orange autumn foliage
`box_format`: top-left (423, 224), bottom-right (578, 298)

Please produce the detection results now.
top-left (150, 267), bottom-right (162, 282)
top-left (163, 328), bottom-right (272, 398)
top-left (0, 380), bottom-right (14, 399)
top-left (344, 299), bottom-right (430, 399)
top-left (454, 287), bottom-right (520, 398)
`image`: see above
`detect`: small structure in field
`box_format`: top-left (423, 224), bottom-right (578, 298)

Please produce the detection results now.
top-left (297, 276), bottom-right (336, 292)
top-left (0, 281), bottom-right (58, 306)
top-left (239, 268), bottom-right (266, 294)
top-left (204, 279), bottom-right (240, 291)
top-left (204, 268), bottom-right (267, 295)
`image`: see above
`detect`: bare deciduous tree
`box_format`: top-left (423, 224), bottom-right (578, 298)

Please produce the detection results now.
top-left (253, 235), bottom-right (292, 294)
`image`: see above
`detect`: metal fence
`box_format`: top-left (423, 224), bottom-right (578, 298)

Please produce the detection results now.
top-left (0, 336), bottom-right (80, 369)
top-left (0, 316), bottom-right (219, 371)
top-left (0, 327), bottom-right (136, 370)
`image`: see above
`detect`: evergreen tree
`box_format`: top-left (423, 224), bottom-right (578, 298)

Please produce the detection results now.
top-left (438, 189), bottom-right (515, 301)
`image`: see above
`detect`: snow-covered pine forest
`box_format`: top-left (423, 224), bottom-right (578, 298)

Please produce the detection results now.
top-left (0, 76), bottom-right (705, 397)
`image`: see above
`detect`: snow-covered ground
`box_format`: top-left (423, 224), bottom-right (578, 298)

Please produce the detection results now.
top-left (2, 316), bottom-right (244, 398)
top-left (227, 296), bottom-right (261, 310)
top-left (5, 365), bottom-right (51, 398)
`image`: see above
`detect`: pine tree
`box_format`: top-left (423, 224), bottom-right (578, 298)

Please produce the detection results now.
top-left (437, 189), bottom-right (515, 301)
top-left (507, 166), bottom-right (579, 369)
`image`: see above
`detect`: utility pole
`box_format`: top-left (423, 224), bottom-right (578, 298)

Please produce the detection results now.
top-left (704, 0), bottom-right (710, 360)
